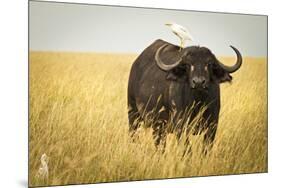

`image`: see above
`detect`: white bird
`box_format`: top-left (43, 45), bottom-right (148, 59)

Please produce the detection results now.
top-left (165, 22), bottom-right (194, 50)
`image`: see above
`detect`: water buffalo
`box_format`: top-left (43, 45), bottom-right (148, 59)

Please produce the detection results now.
top-left (127, 39), bottom-right (242, 148)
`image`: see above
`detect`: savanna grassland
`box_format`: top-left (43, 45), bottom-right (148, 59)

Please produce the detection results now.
top-left (29, 51), bottom-right (267, 187)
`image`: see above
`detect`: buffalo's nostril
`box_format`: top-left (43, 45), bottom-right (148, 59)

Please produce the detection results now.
top-left (202, 79), bottom-right (206, 85)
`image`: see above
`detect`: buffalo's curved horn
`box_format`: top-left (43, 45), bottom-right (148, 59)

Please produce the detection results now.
top-left (218, 45), bottom-right (242, 73)
top-left (155, 44), bottom-right (182, 71)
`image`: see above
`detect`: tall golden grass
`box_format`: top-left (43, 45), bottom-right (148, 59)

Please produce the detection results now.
top-left (29, 51), bottom-right (267, 187)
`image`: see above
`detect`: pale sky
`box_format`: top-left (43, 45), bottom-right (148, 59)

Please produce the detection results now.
top-left (29, 1), bottom-right (267, 57)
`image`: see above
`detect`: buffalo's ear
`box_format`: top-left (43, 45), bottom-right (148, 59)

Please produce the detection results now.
top-left (166, 72), bottom-right (178, 81)
top-left (212, 63), bottom-right (232, 83)
top-left (166, 66), bottom-right (186, 81)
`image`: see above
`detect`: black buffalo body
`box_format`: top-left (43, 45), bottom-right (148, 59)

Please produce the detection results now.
top-left (127, 39), bottom-right (242, 147)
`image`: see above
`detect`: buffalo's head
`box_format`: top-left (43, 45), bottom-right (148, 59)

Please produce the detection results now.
top-left (155, 44), bottom-right (242, 89)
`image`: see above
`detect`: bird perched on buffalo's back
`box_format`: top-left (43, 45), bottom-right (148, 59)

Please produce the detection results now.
top-left (165, 22), bottom-right (194, 50)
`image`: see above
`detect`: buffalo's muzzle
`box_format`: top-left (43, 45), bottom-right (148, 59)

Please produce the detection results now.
top-left (191, 76), bottom-right (207, 89)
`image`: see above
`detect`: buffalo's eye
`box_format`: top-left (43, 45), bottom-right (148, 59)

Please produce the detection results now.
top-left (190, 65), bottom-right (194, 72)
top-left (204, 65), bottom-right (208, 71)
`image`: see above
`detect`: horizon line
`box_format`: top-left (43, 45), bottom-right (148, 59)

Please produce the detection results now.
top-left (29, 50), bottom-right (267, 59)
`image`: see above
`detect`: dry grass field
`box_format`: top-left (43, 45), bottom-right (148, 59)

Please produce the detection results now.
top-left (29, 51), bottom-right (267, 187)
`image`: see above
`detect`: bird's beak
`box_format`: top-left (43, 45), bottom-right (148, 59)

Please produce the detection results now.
top-left (165, 23), bottom-right (171, 26)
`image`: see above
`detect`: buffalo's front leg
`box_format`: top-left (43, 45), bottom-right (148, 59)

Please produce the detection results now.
top-left (152, 120), bottom-right (167, 151)
top-left (203, 123), bottom-right (217, 154)
top-left (200, 102), bottom-right (219, 154)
